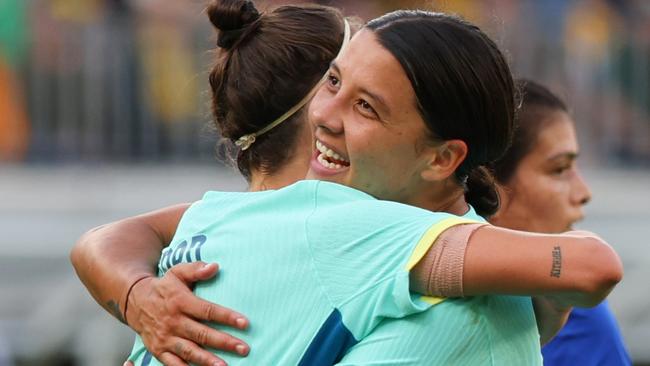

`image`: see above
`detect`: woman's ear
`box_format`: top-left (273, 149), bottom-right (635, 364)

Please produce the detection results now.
top-left (420, 139), bottom-right (468, 182)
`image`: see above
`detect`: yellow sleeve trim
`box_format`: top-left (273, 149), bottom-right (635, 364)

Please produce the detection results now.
top-left (404, 216), bottom-right (479, 271)
top-left (420, 295), bottom-right (446, 305)
top-left (405, 216), bottom-right (479, 306)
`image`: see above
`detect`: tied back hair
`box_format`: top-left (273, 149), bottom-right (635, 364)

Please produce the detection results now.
top-left (205, 0), bottom-right (345, 180)
top-left (208, 0), bottom-right (260, 49)
top-left (367, 11), bottom-right (516, 217)
top-left (491, 79), bottom-right (569, 184)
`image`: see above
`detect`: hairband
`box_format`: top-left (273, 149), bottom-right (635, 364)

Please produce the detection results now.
top-left (235, 18), bottom-right (352, 151)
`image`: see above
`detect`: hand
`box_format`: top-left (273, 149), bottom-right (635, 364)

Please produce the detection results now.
top-left (126, 262), bottom-right (250, 366)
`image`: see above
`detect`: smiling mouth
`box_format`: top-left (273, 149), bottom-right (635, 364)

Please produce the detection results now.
top-left (315, 140), bottom-right (350, 169)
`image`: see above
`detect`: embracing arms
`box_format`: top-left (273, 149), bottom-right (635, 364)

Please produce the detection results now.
top-left (70, 204), bottom-right (249, 366)
top-left (71, 203), bottom-right (190, 322)
top-left (71, 210), bottom-right (622, 364)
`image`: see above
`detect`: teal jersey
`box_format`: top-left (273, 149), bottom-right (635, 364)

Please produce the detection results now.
top-left (128, 180), bottom-right (474, 365)
top-left (337, 208), bottom-right (542, 366)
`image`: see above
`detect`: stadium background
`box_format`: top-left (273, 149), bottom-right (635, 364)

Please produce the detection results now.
top-left (0, 0), bottom-right (649, 365)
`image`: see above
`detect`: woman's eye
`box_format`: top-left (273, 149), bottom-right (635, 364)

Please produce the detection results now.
top-left (552, 166), bottom-right (570, 175)
top-left (356, 99), bottom-right (378, 118)
top-left (359, 100), bottom-right (372, 110)
top-left (327, 73), bottom-right (340, 87)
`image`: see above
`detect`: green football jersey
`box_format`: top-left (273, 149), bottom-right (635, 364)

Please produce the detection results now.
top-left (128, 180), bottom-right (473, 365)
top-left (337, 208), bottom-right (542, 366)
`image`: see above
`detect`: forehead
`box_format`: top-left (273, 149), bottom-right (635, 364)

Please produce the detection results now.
top-left (335, 30), bottom-right (417, 110)
top-left (531, 112), bottom-right (578, 160)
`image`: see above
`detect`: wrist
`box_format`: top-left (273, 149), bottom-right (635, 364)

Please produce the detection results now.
top-left (121, 274), bottom-right (154, 327)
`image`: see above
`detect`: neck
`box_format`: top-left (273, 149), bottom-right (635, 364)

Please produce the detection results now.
top-left (248, 154), bottom-right (310, 192)
top-left (409, 181), bottom-right (469, 216)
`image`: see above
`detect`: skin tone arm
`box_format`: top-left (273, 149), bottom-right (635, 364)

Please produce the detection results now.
top-left (411, 225), bottom-right (622, 344)
top-left (71, 204), bottom-right (189, 322)
top-left (70, 204), bottom-right (250, 366)
top-left (462, 226), bottom-right (622, 305)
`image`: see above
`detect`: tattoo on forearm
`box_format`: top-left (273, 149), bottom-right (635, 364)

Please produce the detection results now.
top-left (550, 246), bottom-right (562, 278)
top-left (106, 299), bottom-right (126, 324)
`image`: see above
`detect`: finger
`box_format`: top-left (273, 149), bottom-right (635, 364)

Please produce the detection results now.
top-left (159, 339), bottom-right (228, 366)
top-left (180, 320), bottom-right (250, 356)
top-left (182, 297), bottom-right (249, 330)
top-left (157, 351), bottom-right (191, 366)
top-left (123, 362), bottom-right (134, 366)
top-left (170, 262), bottom-right (219, 284)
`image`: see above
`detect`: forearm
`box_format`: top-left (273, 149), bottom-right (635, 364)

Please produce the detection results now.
top-left (70, 203), bottom-right (190, 323)
top-left (532, 296), bottom-right (571, 345)
top-left (463, 226), bottom-right (623, 306)
top-left (411, 224), bottom-right (623, 307)
top-left (71, 221), bottom-right (163, 322)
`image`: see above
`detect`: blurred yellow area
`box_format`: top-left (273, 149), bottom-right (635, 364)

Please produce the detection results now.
top-left (50, 0), bottom-right (103, 24)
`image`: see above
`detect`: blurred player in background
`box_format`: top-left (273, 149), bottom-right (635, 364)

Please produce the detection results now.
top-left (490, 79), bottom-right (631, 366)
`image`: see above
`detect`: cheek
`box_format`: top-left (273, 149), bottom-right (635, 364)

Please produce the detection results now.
top-left (351, 142), bottom-right (414, 193)
top-left (510, 174), bottom-right (573, 228)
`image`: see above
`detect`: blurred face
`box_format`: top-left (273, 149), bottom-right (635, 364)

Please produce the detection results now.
top-left (305, 30), bottom-right (435, 204)
top-left (496, 112), bottom-right (591, 233)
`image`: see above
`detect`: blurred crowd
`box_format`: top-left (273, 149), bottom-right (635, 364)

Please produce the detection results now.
top-left (0, 0), bottom-right (649, 166)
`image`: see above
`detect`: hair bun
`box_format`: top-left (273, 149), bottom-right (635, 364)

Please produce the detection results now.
top-left (465, 165), bottom-right (500, 217)
top-left (207, 0), bottom-right (260, 49)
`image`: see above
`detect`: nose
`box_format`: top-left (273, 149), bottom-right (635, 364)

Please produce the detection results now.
top-left (572, 168), bottom-right (592, 206)
top-left (310, 89), bottom-right (344, 136)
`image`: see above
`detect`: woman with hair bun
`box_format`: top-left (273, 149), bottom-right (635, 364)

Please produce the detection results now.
top-left (72, 3), bottom-right (622, 365)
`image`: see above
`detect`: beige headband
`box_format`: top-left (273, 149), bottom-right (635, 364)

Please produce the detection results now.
top-left (235, 18), bottom-right (352, 151)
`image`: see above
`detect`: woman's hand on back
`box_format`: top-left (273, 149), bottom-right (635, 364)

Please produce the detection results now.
top-left (126, 262), bottom-right (250, 366)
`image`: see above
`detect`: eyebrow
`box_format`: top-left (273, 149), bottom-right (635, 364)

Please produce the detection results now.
top-left (548, 151), bottom-right (579, 162)
top-left (330, 61), bottom-right (391, 117)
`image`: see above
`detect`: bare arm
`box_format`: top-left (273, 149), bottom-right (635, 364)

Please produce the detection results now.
top-left (411, 224), bottom-right (622, 344)
top-left (532, 296), bottom-right (571, 345)
top-left (462, 226), bottom-right (622, 306)
top-left (70, 204), bottom-right (249, 366)
top-left (465, 227), bottom-right (623, 345)
top-left (71, 204), bottom-right (190, 321)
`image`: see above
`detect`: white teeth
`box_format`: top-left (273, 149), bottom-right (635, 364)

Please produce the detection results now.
top-left (316, 149), bottom-right (344, 170)
top-left (315, 140), bottom-right (349, 163)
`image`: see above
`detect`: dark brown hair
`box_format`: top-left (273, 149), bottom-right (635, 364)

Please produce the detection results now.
top-left (492, 79), bottom-right (569, 184)
top-left (366, 11), bottom-right (516, 217)
top-left (207, 0), bottom-right (345, 179)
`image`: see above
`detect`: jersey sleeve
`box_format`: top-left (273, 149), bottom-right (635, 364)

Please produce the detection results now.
top-left (305, 182), bottom-right (477, 339)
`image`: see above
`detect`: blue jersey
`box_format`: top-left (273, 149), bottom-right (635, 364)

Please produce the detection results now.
top-left (542, 300), bottom-right (631, 365)
top-left (128, 180), bottom-right (475, 365)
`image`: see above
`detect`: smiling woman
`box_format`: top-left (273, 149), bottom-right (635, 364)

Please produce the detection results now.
top-left (307, 12), bottom-right (512, 217)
